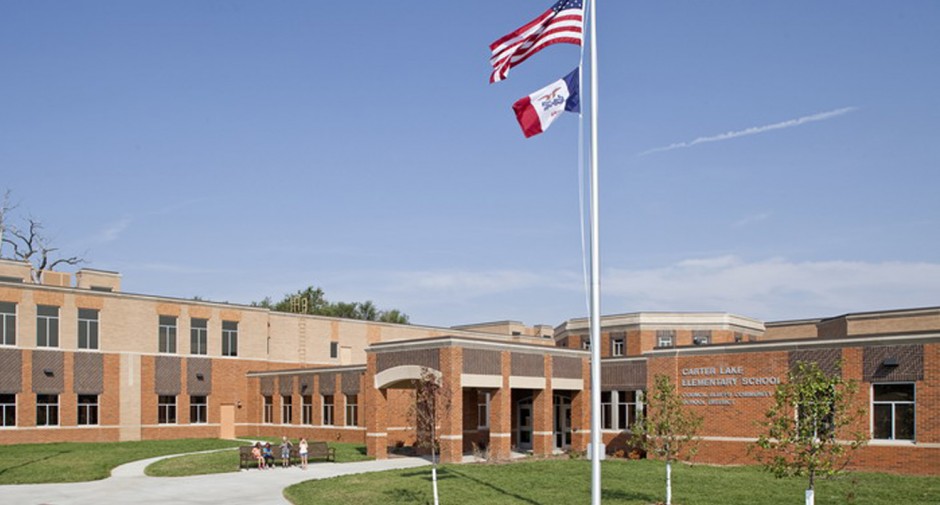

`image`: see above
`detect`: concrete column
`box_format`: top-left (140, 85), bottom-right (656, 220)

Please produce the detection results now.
top-left (489, 351), bottom-right (512, 460)
top-left (365, 353), bottom-right (388, 459)
top-left (532, 354), bottom-right (554, 456)
top-left (439, 347), bottom-right (463, 464)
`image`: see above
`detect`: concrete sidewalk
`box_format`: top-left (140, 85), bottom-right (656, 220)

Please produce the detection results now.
top-left (0, 451), bottom-right (430, 505)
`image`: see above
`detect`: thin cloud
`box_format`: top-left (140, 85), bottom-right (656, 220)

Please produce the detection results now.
top-left (640, 107), bottom-right (858, 156)
top-left (733, 212), bottom-right (771, 227)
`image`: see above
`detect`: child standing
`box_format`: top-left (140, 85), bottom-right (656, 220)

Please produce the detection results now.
top-left (299, 437), bottom-right (309, 470)
top-left (280, 436), bottom-right (293, 468)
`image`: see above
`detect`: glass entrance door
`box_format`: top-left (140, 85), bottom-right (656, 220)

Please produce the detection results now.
top-left (553, 394), bottom-right (572, 450)
top-left (517, 399), bottom-right (533, 451)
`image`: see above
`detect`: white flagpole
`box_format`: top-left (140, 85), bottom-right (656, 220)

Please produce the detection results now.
top-left (587, 1), bottom-right (602, 505)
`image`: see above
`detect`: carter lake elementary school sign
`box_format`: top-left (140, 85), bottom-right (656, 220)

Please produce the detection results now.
top-left (679, 366), bottom-right (781, 407)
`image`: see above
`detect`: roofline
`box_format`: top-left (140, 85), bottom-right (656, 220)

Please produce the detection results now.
top-left (644, 331), bottom-right (940, 357)
top-left (368, 335), bottom-right (590, 357)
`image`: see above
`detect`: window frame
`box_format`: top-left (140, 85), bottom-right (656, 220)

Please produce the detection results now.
top-left (263, 395), bottom-right (274, 424)
top-left (345, 394), bottom-right (358, 427)
top-left (612, 338), bottom-right (625, 357)
top-left (871, 382), bottom-right (916, 442)
top-left (36, 305), bottom-right (59, 348)
top-left (477, 392), bottom-right (490, 429)
top-left (190, 318), bottom-right (208, 355)
top-left (158, 395), bottom-right (177, 424)
top-left (281, 394), bottom-right (293, 424)
top-left (322, 394), bottom-right (334, 426)
top-left (77, 394), bottom-right (99, 426)
top-left (656, 330), bottom-right (675, 349)
top-left (190, 395), bottom-right (208, 424)
top-left (0, 302), bottom-right (16, 346)
top-left (36, 393), bottom-right (59, 426)
top-left (0, 393), bottom-right (15, 427)
top-left (221, 321), bottom-right (238, 357)
top-left (302, 395), bottom-right (313, 425)
top-left (158, 315), bottom-right (177, 354)
top-left (77, 308), bottom-right (99, 350)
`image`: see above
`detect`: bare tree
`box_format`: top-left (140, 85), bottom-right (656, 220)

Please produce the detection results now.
top-left (410, 367), bottom-right (452, 505)
top-left (0, 189), bottom-right (16, 257)
top-left (3, 217), bottom-right (83, 283)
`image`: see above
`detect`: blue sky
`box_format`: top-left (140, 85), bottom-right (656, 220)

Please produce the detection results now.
top-left (2, 1), bottom-right (939, 328)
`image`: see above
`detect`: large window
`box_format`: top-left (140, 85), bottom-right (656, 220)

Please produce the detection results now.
top-left (0, 302), bottom-right (15, 346)
top-left (302, 395), bottom-right (313, 425)
top-left (190, 318), bottom-right (208, 355)
top-left (36, 394), bottom-right (58, 426)
top-left (281, 395), bottom-right (293, 424)
top-left (158, 395), bottom-right (177, 424)
top-left (78, 309), bottom-right (99, 350)
top-left (322, 395), bottom-right (334, 426)
top-left (477, 393), bottom-right (490, 429)
top-left (345, 394), bottom-right (358, 426)
top-left (873, 383), bottom-right (915, 441)
top-left (158, 316), bottom-right (177, 354)
top-left (77, 395), bottom-right (99, 425)
top-left (190, 395), bottom-right (207, 424)
top-left (263, 396), bottom-right (274, 424)
top-left (36, 305), bottom-right (59, 347)
top-left (221, 321), bottom-right (238, 357)
top-left (0, 394), bottom-right (15, 427)
top-left (601, 390), bottom-right (643, 430)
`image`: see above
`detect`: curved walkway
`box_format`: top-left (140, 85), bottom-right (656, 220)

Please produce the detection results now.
top-left (0, 450), bottom-right (430, 505)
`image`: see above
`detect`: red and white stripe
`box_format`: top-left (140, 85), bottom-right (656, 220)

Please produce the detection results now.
top-left (489, 6), bottom-right (583, 83)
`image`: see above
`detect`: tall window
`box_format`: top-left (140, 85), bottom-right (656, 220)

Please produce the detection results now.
top-left (190, 318), bottom-right (208, 355)
top-left (36, 394), bottom-right (58, 426)
top-left (221, 321), bottom-right (238, 357)
top-left (263, 396), bottom-right (273, 424)
top-left (322, 394), bottom-right (334, 426)
top-left (302, 395), bottom-right (313, 425)
top-left (330, 342), bottom-right (339, 359)
top-left (477, 393), bottom-right (490, 429)
top-left (77, 395), bottom-right (99, 425)
top-left (601, 391), bottom-right (613, 429)
top-left (158, 316), bottom-right (177, 353)
top-left (612, 338), bottom-right (625, 357)
top-left (581, 337), bottom-right (591, 351)
top-left (345, 394), bottom-right (358, 426)
top-left (158, 395), bottom-right (177, 424)
top-left (0, 302), bottom-right (15, 346)
top-left (190, 395), bottom-right (207, 424)
top-left (601, 390), bottom-right (642, 430)
top-left (77, 309), bottom-right (99, 350)
top-left (0, 394), bottom-right (15, 427)
top-left (873, 384), bottom-right (915, 441)
top-left (281, 395), bottom-right (293, 424)
top-left (36, 305), bottom-right (59, 347)
top-left (656, 330), bottom-right (675, 348)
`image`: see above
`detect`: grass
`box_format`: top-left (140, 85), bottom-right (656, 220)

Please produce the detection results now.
top-left (145, 441), bottom-right (372, 477)
top-left (284, 458), bottom-right (940, 505)
top-left (0, 438), bottom-right (243, 484)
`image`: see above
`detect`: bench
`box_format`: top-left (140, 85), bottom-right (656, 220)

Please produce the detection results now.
top-left (239, 446), bottom-right (258, 470)
top-left (307, 441), bottom-right (335, 462)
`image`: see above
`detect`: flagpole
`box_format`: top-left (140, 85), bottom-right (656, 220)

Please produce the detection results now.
top-left (587, 1), bottom-right (602, 505)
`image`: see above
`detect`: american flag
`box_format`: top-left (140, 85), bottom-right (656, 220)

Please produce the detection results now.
top-left (489, 0), bottom-right (583, 84)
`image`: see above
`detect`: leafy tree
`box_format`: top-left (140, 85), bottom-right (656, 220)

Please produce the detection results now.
top-left (253, 286), bottom-right (410, 324)
top-left (410, 367), bottom-right (451, 505)
top-left (631, 374), bottom-right (703, 505)
top-left (755, 361), bottom-right (866, 505)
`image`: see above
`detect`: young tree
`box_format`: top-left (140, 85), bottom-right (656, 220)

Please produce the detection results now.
top-left (631, 374), bottom-right (703, 505)
top-left (754, 361), bottom-right (867, 505)
top-left (410, 367), bottom-right (451, 505)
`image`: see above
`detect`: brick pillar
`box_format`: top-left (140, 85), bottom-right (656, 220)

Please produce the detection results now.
top-left (840, 347), bottom-right (869, 438)
top-left (570, 357), bottom-right (591, 452)
top-left (60, 352), bottom-right (76, 427)
top-left (532, 355), bottom-right (554, 456)
top-left (312, 375), bottom-right (322, 425)
top-left (439, 347), bottom-right (463, 464)
top-left (365, 353), bottom-right (388, 459)
top-left (335, 374), bottom-right (346, 428)
top-left (489, 351), bottom-right (512, 460)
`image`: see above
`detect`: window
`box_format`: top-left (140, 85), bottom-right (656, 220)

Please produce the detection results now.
top-left (733, 332), bottom-right (744, 343)
top-left (330, 342), bottom-right (339, 359)
top-left (190, 395), bottom-right (207, 424)
top-left (158, 395), bottom-right (177, 424)
top-left (581, 337), bottom-right (591, 351)
top-left (263, 396), bottom-right (274, 424)
top-left (190, 318), bottom-right (208, 355)
top-left (612, 338), bottom-right (625, 357)
top-left (36, 305), bottom-right (59, 347)
top-left (281, 395), bottom-right (293, 424)
top-left (345, 394), bottom-right (358, 426)
top-left (78, 309), bottom-right (99, 350)
top-left (36, 394), bottom-right (58, 426)
top-left (302, 395), bottom-right (313, 425)
top-left (0, 394), bottom-right (15, 427)
top-left (77, 395), bottom-right (98, 425)
top-left (0, 302), bottom-right (15, 346)
top-left (873, 383), bottom-right (915, 441)
top-left (158, 316), bottom-right (177, 353)
top-left (601, 391), bottom-right (613, 429)
top-left (656, 330), bottom-right (675, 348)
top-left (477, 393), bottom-right (490, 429)
top-left (221, 321), bottom-right (238, 357)
top-left (322, 395), bottom-right (334, 426)
top-left (692, 330), bottom-right (711, 346)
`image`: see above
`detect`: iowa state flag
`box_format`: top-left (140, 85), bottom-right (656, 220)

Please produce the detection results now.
top-left (512, 68), bottom-right (580, 138)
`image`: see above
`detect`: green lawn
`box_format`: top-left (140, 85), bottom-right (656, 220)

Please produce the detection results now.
top-left (284, 458), bottom-right (940, 505)
top-left (145, 441), bottom-right (372, 477)
top-left (0, 438), bottom-right (243, 484)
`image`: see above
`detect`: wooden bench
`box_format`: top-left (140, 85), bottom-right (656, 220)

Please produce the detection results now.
top-left (307, 441), bottom-right (335, 462)
top-left (239, 446), bottom-right (257, 470)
